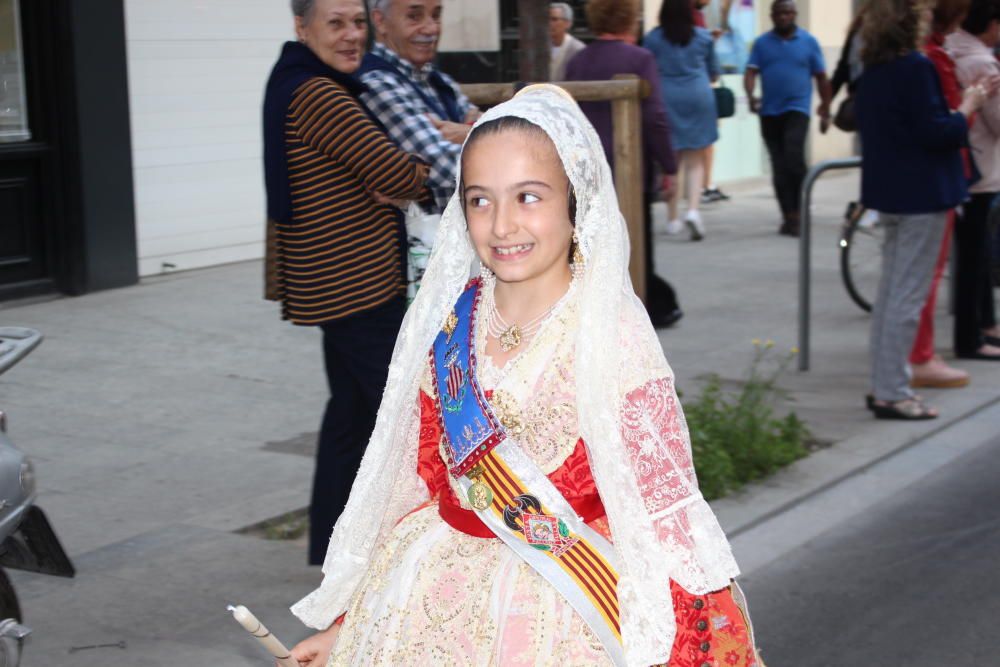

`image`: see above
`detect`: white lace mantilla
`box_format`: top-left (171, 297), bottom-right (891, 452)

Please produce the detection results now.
top-left (291, 85), bottom-right (739, 667)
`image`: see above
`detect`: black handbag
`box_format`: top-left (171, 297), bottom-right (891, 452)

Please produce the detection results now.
top-left (833, 94), bottom-right (857, 132)
top-left (714, 84), bottom-right (736, 119)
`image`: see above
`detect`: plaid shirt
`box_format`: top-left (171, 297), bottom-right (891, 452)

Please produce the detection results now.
top-left (359, 43), bottom-right (475, 213)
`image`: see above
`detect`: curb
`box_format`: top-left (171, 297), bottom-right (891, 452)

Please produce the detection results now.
top-left (710, 392), bottom-right (1000, 538)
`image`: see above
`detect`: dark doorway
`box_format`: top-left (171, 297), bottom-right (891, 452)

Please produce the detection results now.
top-left (0, 0), bottom-right (56, 298)
top-left (0, 0), bottom-right (137, 301)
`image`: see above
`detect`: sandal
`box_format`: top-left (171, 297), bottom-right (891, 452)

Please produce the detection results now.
top-left (871, 398), bottom-right (938, 420)
top-left (865, 393), bottom-right (923, 411)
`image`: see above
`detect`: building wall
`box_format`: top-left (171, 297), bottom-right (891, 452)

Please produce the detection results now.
top-left (801, 0), bottom-right (856, 164)
top-left (124, 0), bottom-right (292, 277)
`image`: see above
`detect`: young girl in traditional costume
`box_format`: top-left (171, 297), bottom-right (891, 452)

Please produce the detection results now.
top-left (288, 85), bottom-right (762, 667)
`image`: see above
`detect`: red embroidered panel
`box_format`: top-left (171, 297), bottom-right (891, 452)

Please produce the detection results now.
top-left (417, 390), bottom-right (448, 498)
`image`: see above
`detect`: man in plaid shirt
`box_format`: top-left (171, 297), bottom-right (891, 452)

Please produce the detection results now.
top-left (360, 0), bottom-right (481, 213)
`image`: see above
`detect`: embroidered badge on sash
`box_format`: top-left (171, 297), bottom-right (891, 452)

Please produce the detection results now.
top-left (442, 358), bottom-right (467, 413)
top-left (502, 494), bottom-right (579, 557)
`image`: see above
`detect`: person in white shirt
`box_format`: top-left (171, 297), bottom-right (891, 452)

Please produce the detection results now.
top-left (549, 2), bottom-right (586, 80)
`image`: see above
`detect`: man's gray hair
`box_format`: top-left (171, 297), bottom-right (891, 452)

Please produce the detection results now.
top-left (368, 0), bottom-right (392, 13)
top-left (550, 2), bottom-right (573, 23)
top-left (290, 0), bottom-right (315, 19)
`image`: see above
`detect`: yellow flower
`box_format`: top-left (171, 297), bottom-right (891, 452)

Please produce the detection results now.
top-left (752, 338), bottom-right (761, 347)
top-left (765, 340), bottom-right (775, 349)
top-left (790, 346), bottom-right (799, 355)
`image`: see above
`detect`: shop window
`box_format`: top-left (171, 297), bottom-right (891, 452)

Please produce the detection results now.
top-left (0, 0), bottom-right (30, 143)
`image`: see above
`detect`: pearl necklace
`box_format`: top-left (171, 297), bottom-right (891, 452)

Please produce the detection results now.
top-left (486, 298), bottom-right (557, 352)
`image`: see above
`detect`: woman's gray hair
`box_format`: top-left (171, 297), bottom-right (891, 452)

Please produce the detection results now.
top-left (550, 2), bottom-right (574, 22)
top-left (291, 0), bottom-right (316, 20)
top-left (368, 0), bottom-right (392, 13)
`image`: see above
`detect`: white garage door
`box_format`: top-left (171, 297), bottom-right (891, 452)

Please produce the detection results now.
top-left (125, 0), bottom-right (292, 277)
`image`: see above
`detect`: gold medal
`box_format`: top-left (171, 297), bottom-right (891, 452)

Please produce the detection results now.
top-left (467, 480), bottom-right (493, 511)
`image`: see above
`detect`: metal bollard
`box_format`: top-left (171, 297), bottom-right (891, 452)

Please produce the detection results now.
top-left (798, 157), bottom-right (862, 371)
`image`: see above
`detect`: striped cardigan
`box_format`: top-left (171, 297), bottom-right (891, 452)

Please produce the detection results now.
top-left (275, 76), bottom-right (428, 324)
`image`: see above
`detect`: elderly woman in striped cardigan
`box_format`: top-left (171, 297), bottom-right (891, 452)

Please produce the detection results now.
top-left (263, 0), bottom-right (429, 565)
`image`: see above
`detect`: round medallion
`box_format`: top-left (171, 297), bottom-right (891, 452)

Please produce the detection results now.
top-left (467, 480), bottom-right (494, 511)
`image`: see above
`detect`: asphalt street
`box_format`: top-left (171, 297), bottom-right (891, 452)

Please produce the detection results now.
top-left (742, 430), bottom-right (1000, 666)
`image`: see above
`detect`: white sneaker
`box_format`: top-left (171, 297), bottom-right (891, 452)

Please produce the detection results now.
top-left (664, 219), bottom-right (684, 235)
top-left (685, 211), bottom-right (705, 241)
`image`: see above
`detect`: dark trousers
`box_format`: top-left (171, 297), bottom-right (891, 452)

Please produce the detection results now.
top-left (761, 111), bottom-right (810, 219)
top-left (643, 192), bottom-right (680, 316)
top-left (309, 296), bottom-right (405, 564)
top-left (954, 193), bottom-right (998, 355)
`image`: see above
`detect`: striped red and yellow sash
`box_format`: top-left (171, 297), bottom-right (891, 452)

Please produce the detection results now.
top-left (475, 450), bottom-right (622, 642)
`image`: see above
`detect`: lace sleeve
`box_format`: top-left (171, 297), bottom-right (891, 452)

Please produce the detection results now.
top-left (619, 375), bottom-right (739, 593)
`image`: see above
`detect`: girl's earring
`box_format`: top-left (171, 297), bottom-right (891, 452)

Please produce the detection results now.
top-left (479, 263), bottom-right (495, 285)
top-left (571, 232), bottom-right (585, 280)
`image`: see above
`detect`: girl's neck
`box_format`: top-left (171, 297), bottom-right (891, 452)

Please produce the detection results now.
top-left (491, 266), bottom-right (573, 324)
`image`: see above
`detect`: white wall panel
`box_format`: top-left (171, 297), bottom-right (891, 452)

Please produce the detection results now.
top-left (125, 0), bottom-right (292, 276)
top-left (439, 0), bottom-right (499, 52)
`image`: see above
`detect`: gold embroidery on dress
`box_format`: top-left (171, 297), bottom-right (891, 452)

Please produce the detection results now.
top-left (474, 289), bottom-right (581, 474)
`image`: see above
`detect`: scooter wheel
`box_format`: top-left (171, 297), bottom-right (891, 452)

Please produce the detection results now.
top-left (0, 570), bottom-right (19, 624)
top-left (0, 570), bottom-right (22, 667)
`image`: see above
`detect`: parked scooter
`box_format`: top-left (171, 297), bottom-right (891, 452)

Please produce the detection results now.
top-left (0, 328), bottom-right (74, 664)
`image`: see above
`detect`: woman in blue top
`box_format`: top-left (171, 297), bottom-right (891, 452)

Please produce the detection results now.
top-left (857, 0), bottom-right (990, 420)
top-left (643, 0), bottom-right (720, 241)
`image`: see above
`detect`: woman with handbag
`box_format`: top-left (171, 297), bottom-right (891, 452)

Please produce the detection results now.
top-left (262, 0), bottom-right (429, 565)
top-left (287, 84), bottom-right (763, 667)
top-left (827, 7), bottom-right (865, 133)
top-left (644, 0), bottom-right (722, 241)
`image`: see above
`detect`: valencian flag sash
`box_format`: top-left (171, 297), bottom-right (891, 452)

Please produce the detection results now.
top-left (432, 280), bottom-right (626, 666)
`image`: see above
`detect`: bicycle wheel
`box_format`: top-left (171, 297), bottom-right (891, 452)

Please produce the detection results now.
top-left (840, 204), bottom-right (883, 313)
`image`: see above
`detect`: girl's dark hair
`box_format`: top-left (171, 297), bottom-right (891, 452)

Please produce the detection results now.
top-left (659, 0), bottom-right (695, 46)
top-left (963, 0), bottom-right (1000, 34)
top-left (460, 116), bottom-right (577, 224)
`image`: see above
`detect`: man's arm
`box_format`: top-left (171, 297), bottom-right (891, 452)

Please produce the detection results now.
top-left (719, 0), bottom-right (734, 31)
top-left (744, 67), bottom-right (760, 113)
top-left (360, 72), bottom-right (463, 202)
top-left (815, 71), bottom-right (833, 132)
top-left (810, 36), bottom-right (833, 132)
top-left (745, 39), bottom-right (761, 113)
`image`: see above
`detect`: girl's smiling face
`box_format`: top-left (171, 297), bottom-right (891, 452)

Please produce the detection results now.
top-left (462, 126), bottom-right (574, 291)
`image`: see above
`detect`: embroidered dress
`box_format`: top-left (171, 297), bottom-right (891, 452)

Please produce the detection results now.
top-left (292, 86), bottom-right (761, 667)
top-left (326, 282), bottom-right (759, 666)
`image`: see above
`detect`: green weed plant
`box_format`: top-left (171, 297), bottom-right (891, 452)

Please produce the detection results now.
top-left (683, 340), bottom-right (810, 500)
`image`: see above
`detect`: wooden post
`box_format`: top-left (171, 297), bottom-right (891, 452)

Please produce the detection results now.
top-left (460, 78), bottom-right (649, 303)
top-left (610, 74), bottom-right (645, 303)
top-left (517, 0), bottom-right (549, 81)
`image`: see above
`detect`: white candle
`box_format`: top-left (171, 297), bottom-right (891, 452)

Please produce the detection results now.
top-left (228, 605), bottom-right (298, 667)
